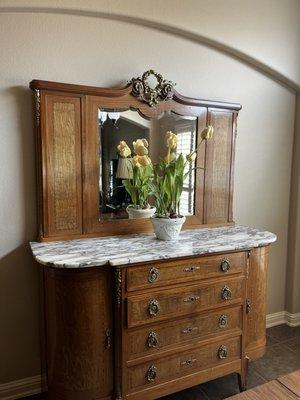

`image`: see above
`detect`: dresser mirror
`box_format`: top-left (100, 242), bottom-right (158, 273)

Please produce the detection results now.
top-left (30, 70), bottom-right (241, 240)
top-left (98, 108), bottom-right (197, 220)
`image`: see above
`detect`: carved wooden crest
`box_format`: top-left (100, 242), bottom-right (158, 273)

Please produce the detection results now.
top-left (130, 69), bottom-right (176, 107)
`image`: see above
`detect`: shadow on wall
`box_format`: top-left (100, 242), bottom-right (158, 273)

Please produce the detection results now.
top-left (0, 86), bottom-right (42, 382)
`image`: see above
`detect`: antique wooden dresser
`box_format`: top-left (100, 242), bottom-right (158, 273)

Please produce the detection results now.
top-left (29, 71), bottom-right (276, 400)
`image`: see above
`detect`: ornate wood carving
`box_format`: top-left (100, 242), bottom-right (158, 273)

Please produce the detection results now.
top-left (130, 69), bottom-right (175, 107)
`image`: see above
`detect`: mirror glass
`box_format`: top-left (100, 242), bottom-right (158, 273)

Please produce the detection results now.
top-left (98, 108), bottom-right (198, 220)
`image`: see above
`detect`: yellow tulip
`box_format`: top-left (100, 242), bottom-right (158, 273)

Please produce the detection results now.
top-left (117, 140), bottom-right (131, 158)
top-left (165, 131), bottom-right (177, 149)
top-left (133, 138), bottom-right (149, 156)
top-left (164, 152), bottom-right (176, 163)
top-left (186, 152), bottom-right (197, 163)
top-left (201, 125), bottom-right (214, 140)
top-left (132, 155), bottom-right (152, 167)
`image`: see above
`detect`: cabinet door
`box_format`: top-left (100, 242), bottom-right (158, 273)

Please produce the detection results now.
top-left (41, 92), bottom-right (83, 238)
top-left (44, 268), bottom-right (113, 400)
top-left (245, 246), bottom-right (269, 360)
top-left (204, 109), bottom-right (237, 224)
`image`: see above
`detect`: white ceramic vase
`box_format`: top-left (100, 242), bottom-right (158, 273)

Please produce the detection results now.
top-left (150, 215), bottom-right (186, 241)
top-left (126, 205), bottom-right (156, 219)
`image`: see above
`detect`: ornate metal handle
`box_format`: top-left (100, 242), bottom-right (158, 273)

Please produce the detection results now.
top-left (220, 258), bottom-right (231, 272)
top-left (246, 299), bottom-right (251, 314)
top-left (218, 315), bottom-right (228, 328)
top-left (180, 357), bottom-right (197, 366)
top-left (148, 267), bottom-right (159, 283)
top-left (183, 266), bottom-right (200, 273)
top-left (148, 299), bottom-right (160, 316)
top-left (147, 331), bottom-right (158, 348)
top-left (182, 326), bottom-right (197, 334)
top-left (218, 345), bottom-right (228, 359)
top-left (105, 328), bottom-right (111, 349)
top-left (221, 285), bottom-right (232, 300)
top-left (183, 295), bottom-right (200, 303)
top-left (146, 365), bottom-right (157, 382)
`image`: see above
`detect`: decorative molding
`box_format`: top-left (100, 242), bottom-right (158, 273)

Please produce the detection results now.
top-left (266, 311), bottom-right (300, 328)
top-left (34, 89), bottom-right (40, 125)
top-left (114, 267), bottom-right (122, 307)
top-left (130, 69), bottom-right (175, 107)
top-left (0, 374), bottom-right (45, 400)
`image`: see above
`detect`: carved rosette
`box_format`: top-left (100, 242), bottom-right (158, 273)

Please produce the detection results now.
top-left (131, 69), bottom-right (175, 107)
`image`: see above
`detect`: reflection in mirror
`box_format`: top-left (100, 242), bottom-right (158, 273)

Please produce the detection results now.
top-left (98, 109), bottom-right (197, 220)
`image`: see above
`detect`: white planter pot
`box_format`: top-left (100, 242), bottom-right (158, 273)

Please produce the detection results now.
top-left (150, 216), bottom-right (186, 241)
top-left (126, 206), bottom-right (156, 219)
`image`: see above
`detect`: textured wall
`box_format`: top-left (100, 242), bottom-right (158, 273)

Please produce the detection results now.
top-left (0, 1), bottom-right (298, 384)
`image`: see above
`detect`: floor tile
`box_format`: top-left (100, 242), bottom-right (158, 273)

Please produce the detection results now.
top-left (266, 333), bottom-right (280, 347)
top-left (284, 336), bottom-right (300, 354)
top-left (160, 385), bottom-right (210, 400)
top-left (199, 373), bottom-right (240, 400)
top-left (267, 325), bottom-right (300, 343)
top-left (251, 343), bottom-right (300, 381)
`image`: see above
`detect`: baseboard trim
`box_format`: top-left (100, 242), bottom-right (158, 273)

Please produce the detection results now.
top-left (266, 311), bottom-right (300, 328)
top-left (1, 312), bottom-right (300, 399)
top-left (0, 375), bottom-right (44, 400)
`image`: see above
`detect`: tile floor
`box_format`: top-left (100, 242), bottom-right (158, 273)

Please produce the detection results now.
top-left (24, 324), bottom-right (300, 400)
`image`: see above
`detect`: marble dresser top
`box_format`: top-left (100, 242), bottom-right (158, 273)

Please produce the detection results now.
top-left (30, 225), bottom-right (276, 268)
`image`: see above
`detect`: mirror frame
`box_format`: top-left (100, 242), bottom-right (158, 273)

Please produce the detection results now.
top-left (30, 72), bottom-right (241, 240)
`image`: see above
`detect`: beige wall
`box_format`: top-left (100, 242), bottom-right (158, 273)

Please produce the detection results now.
top-left (286, 94), bottom-right (300, 314)
top-left (0, 1), bottom-right (299, 384)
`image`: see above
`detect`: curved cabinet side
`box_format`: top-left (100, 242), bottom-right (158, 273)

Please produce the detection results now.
top-left (245, 246), bottom-right (269, 360)
top-left (44, 267), bottom-right (113, 400)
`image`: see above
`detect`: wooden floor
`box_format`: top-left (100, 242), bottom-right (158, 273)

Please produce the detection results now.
top-left (227, 370), bottom-right (300, 399)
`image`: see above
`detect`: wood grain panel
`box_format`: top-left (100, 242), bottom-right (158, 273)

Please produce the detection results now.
top-left (127, 276), bottom-right (244, 328)
top-left (125, 306), bottom-right (242, 361)
top-left (277, 370), bottom-right (300, 397)
top-left (125, 336), bottom-right (241, 393)
top-left (245, 246), bottom-right (269, 360)
top-left (44, 268), bottom-right (113, 400)
top-left (126, 252), bottom-right (246, 292)
top-left (42, 93), bottom-right (82, 237)
top-left (204, 110), bottom-right (235, 224)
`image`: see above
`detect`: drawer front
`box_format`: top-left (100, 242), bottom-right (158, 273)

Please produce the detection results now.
top-left (127, 277), bottom-right (244, 328)
top-left (126, 252), bottom-right (246, 291)
top-left (126, 336), bottom-right (241, 392)
top-left (126, 306), bottom-right (242, 361)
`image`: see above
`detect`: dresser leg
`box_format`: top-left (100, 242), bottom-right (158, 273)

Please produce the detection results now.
top-left (238, 356), bottom-right (249, 392)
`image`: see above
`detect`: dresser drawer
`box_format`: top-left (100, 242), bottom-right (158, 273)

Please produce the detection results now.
top-left (126, 252), bottom-right (246, 292)
top-left (126, 336), bottom-right (241, 393)
top-left (127, 277), bottom-right (244, 328)
top-left (125, 306), bottom-right (242, 361)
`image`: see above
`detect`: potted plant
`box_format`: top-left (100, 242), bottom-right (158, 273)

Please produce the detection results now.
top-left (117, 139), bottom-right (156, 219)
top-left (150, 127), bottom-right (214, 240)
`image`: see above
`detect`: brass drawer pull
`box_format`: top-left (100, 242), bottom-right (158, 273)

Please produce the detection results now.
top-left (105, 328), bottom-right (111, 349)
top-left (183, 266), bottom-right (200, 273)
top-left (218, 345), bottom-right (228, 359)
top-left (182, 326), bottom-right (197, 334)
top-left (220, 258), bottom-right (231, 272)
top-left (218, 315), bottom-right (228, 328)
top-left (183, 295), bottom-right (200, 302)
top-left (181, 357), bottom-right (197, 366)
top-left (147, 331), bottom-right (158, 348)
top-left (148, 299), bottom-right (160, 316)
top-left (221, 285), bottom-right (232, 300)
top-left (148, 267), bottom-right (159, 283)
top-left (146, 364), bottom-right (157, 382)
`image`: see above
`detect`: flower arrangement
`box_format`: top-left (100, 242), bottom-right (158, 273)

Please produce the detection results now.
top-left (151, 126), bottom-right (214, 219)
top-left (117, 139), bottom-right (154, 216)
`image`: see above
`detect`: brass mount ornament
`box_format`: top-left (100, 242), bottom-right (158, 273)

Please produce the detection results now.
top-left (130, 69), bottom-right (176, 107)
